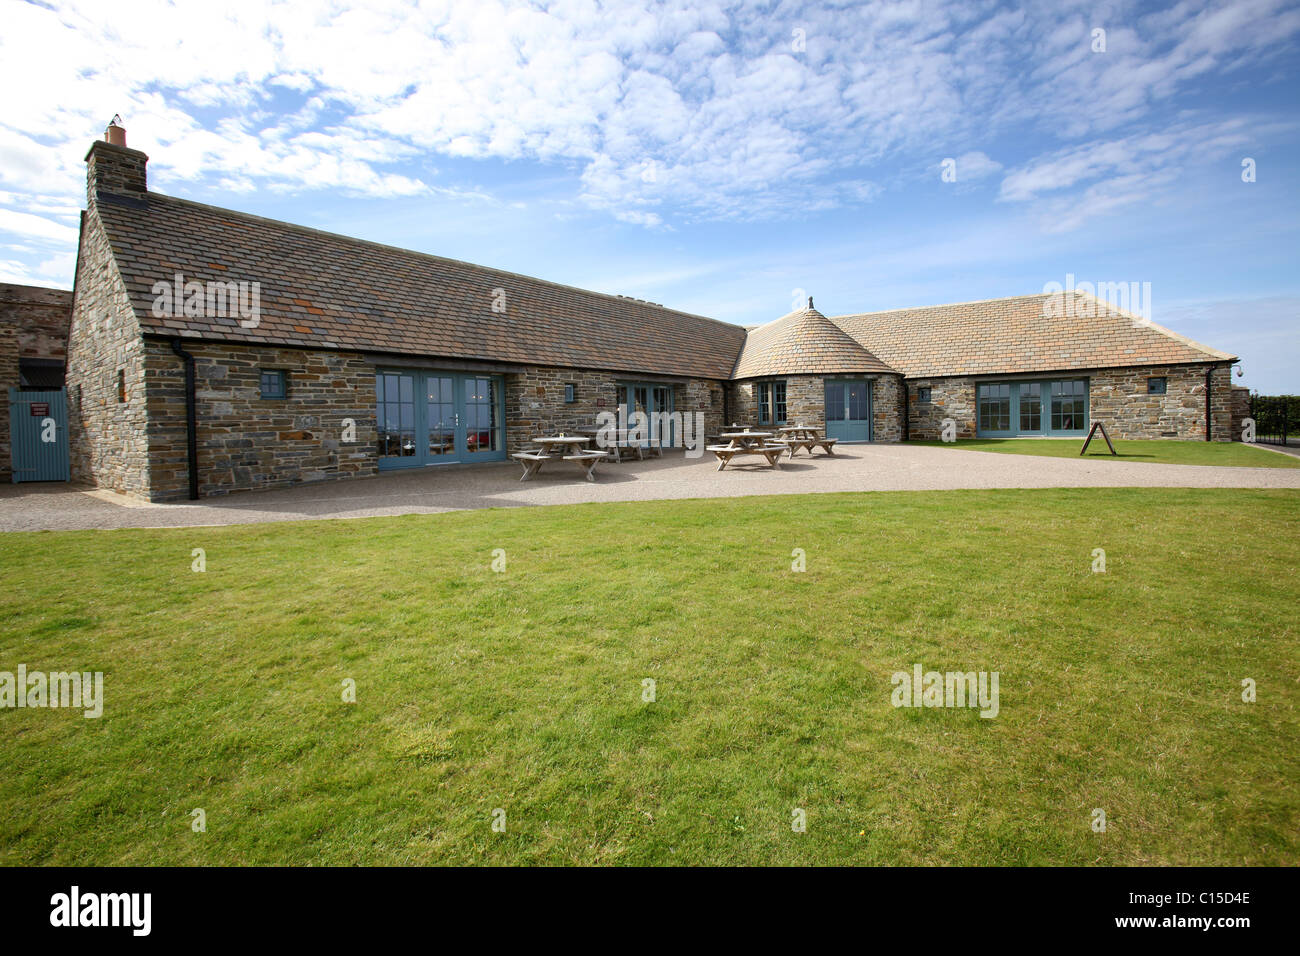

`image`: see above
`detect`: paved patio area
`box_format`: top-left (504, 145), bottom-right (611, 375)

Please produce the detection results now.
top-left (2, 443), bottom-right (1298, 532)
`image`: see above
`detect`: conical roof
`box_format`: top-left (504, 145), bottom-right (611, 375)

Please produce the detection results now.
top-left (732, 306), bottom-right (898, 378)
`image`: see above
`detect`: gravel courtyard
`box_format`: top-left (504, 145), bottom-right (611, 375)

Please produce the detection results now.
top-left (2, 442), bottom-right (1298, 532)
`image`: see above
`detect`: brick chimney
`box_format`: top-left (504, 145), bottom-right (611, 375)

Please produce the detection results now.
top-left (85, 115), bottom-right (148, 204)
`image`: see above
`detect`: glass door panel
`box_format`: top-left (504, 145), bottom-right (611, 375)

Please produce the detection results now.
top-left (1019, 382), bottom-right (1042, 433)
top-left (651, 385), bottom-right (673, 446)
top-left (377, 372), bottom-right (417, 460)
top-left (427, 376), bottom-right (456, 457)
top-left (825, 382), bottom-right (846, 421)
top-left (463, 376), bottom-right (502, 456)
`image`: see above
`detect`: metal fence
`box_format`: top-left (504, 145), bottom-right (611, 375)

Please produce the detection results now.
top-left (1250, 393), bottom-right (1298, 446)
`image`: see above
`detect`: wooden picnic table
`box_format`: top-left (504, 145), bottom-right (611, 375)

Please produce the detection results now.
top-left (708, 430), bottom-right (786, 470)
top-left (776, 424), bottom-right (839, 457)
top-left (511, 435), bottom-right (609, 482)
top-left (719, 430), bottom-right (774, 449)
top-left (575, 426), bottom-right (662, 461)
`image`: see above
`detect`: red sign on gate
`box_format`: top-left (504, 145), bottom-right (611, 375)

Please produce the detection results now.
top-left (30, 403), bottom-right (49, 417)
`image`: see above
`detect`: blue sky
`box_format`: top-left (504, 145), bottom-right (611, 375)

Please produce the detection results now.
top-left (2, 0), bottom-right (1298, 391)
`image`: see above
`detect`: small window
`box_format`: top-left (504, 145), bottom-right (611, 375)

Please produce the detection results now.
top-left (116, 369), bottom-right (126, 403)
top-left (917, 387), bottom-right (932, 403)
top-left (260, 369), bottom-right (287, 399)
top-left (564, 383), bottom-right (576, 404)
top-left (1147, 377), bottom-right (1167, 395)
top-left (756, 381), bottom-right (787, 425)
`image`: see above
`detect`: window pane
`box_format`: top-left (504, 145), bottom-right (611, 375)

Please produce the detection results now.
top-left (825, 383), bottom-right (845, 420)
top-left (773, 382), bottom-right (787, 424)
top-left (1019, 382), bottom-right (1041, 432)
top-left (848, 384), bottom-right (868, 420)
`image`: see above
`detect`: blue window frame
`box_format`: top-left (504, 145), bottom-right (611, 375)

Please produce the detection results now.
top-left (977, 378), bottom-right (1088, 436)
top-left (260, 369), bottom-right (287, 399)
top-left (917, 387), bottom-right (932, 403)
top-left (756, 381), bottom-right (787, 425)
top-left (376, 370), bottom-right (506, 468)
top-left (1147, 376), bottom-right (1167, 395)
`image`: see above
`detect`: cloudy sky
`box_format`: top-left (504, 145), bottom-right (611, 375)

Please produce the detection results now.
top-left (2, 0), bottom-right (1297, 391)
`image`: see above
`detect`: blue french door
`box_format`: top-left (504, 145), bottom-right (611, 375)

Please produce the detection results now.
top-left (617, 382), bottom-right (674, 446)
top-left (377, 371), bottom-right (505, 469)
top-left (825, 380), bottom-right (872, 442)
top-left (976, 379), bottom-right (1088, 437)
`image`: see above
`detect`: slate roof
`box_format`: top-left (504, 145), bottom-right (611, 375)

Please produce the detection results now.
top-left (94, 191), bottom-right (747, 381)
top-left (732, 307), bottom-right (898, 379)
top-left (832, 293), bottom-right (1236, 379)
top-left (90, 185), bottom-right (1235, 384)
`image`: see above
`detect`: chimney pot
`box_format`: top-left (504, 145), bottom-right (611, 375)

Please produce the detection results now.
top-left (105, 115), bottom-right (126, 147)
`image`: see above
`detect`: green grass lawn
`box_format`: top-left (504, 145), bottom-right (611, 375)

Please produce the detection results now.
top-left (912, 438), bottom-right (1300, 468)
top-left (1, 488), bottom-right (1296, 866)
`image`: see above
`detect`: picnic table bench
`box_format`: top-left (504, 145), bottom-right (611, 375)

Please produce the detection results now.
top-left (707, 430), bottom-right (786, 470)
top-left (512, 436), bottom-right (610, 482)
top-left (575, 427), bottom-right (663, 461)
top-left (777, 425), bottom-right (838, 457)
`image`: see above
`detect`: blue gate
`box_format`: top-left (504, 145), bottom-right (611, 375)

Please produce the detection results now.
top-left (8, 388), bottom-right (70, 482)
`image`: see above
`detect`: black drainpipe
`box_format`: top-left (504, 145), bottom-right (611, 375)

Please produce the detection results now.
top-left (170, 338), bottom-right (200, 500)
top-left (1204, 365), bottom-right (1214, 442)
top-left (902, 377), bottom-right (910, 440)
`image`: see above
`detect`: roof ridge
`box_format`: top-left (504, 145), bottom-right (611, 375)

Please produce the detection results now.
top-left (830, 291), bottom-right (1057, 320)
top-left (145, 192), bottom-right (745, 333)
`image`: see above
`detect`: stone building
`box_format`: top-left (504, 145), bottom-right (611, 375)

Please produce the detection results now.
top-left (1, 282), bottom-right (73, 480)
top-left (62, 124), bottom-right (1240, 502)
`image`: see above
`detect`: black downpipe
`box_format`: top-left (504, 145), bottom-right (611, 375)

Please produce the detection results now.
top-left (1205, 365), bottom-right (1214, 442)
top-left (902, 377), bottom-right (910, 440)
top-left (170, 338), bottom-right (200, 499)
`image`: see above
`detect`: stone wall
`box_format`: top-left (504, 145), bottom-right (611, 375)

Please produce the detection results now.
top-left (66, 208), bottom-right (152, 497)
top-left (0, 323), bottom-right (17, 479)
top-left (906, 363), bottom-right (1234, 441)
top-left (135, 353), bottom-right (727, 501)
top-left (872, 374), bottom-right (904, 442)
top-left (906, 377), bottom-right (977, 440)
top-left (1091, 363), bottom-right (1233, 441)
top-left (1230, 385), bottom-right (1251, 443)
top-left (144, 339), bottom-right (379, 501)
top-left (0, 283), bottom-right (72, 362)
top-left (729, 374), bottom-right (905, 440)
top-left (0, 283), bottom-right (73, 480)
top-left (505, 366), bottom-right (724, 450)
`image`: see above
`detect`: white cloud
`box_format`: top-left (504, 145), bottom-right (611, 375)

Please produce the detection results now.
top-left (0, 0), bottom-right (1297, 283)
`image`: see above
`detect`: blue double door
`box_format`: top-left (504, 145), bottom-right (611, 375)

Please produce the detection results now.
top-left (825, 380), bottom-right (872, 442)
top-left (376, 371), bottom-right (505, 469)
